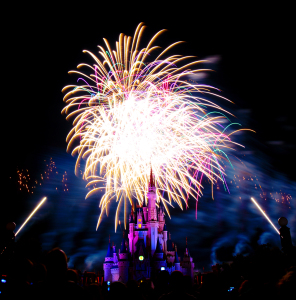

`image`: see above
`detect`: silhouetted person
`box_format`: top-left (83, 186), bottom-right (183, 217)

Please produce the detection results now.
top-left (159, 271), bottom-right (196, 300)
top-left (67, 268), bottom-right (80, 285)
top-left (86, 283), bottom-right (103, 300)
top-left (39, 248), bottom-right (85, 300)
top-left (126, 279), bottom-right (140, 300)
top-left (109, 281), bottom-right (127, 300)
top-left (278, 217), bottom-right (293, 254)
top-left (153, 270), bottom-right (170, 299)
top-left (4, 256), bottom-right (34, 298)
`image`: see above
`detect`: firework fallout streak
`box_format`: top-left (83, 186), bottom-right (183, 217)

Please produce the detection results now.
top-left (15, 197), bottom-right (47, 236)
top-left (250, 197), bottom-right (280, 235)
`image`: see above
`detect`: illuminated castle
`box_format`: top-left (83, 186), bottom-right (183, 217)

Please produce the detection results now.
top-left (103, 170), bottom-right (195, 283)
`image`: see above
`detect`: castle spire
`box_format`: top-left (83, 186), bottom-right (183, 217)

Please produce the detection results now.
top-left (155, 238), bottom-right (163, 253)
top-left (185, 237), bottom-right (190, 256)
top-left (175, 245), bottom-right (180, 263)
top-left (130, 206), bottom-right (134, 223)
top-left (120, 237), bottom-right (127, 253)
top-left (149, 167), bottom-right (155, 188)
top-left (106, 240), bottom-right (112, 258)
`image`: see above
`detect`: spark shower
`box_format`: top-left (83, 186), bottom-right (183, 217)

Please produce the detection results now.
top-left (62, 23), bottom-right (248, 230)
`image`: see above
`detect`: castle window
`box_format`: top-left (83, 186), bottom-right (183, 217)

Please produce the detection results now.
top-left (138, 219), bottom-right (141, 222)
top-left (138, 224), bottom-right (142, 228)
top-left (139, 255), bottom-right (144, 261)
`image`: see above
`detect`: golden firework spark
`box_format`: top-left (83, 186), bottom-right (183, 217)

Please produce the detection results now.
top-left (62, 23), bottom-right (249, 230)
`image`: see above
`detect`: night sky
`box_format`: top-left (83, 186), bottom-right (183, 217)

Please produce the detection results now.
top-left (2, 2), bottom-right (295, 271)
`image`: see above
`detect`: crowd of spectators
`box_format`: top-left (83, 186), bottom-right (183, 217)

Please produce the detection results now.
top-left (0, 233), bottom-right (295, 300)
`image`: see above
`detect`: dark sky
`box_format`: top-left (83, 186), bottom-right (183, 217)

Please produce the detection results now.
top-left (1, 2), bottom-right (295, 270)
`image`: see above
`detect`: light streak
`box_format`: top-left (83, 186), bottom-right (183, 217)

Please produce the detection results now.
top-left (15, 197), bottom-right (47, 236)
top-left (250, 197), bottom-right (280, 235)
top-left (62, 23), bottom-right (250, 230)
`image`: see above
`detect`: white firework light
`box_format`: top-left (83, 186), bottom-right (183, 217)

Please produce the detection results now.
top-left (62, 23), bottom-right (247, 230)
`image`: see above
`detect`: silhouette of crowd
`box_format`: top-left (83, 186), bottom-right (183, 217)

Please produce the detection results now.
top-left (1, 232), bottom-right (295, 300)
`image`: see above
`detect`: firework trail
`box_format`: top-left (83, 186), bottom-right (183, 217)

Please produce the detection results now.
top-left (15, 197), bottom-right (47, 236)
top-left (250, 197), bottom-right (280, 235)
top-left (62, 23), bottom-right (248, 229)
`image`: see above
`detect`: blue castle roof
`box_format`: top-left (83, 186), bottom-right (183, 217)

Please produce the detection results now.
top-left (175, 250), bottom-right (180, 263)
top-left (167, 240), bottom-right (174, 251)
top-left (155, 238), bottom-right (163, 253)
top-left (106, 242), bottom-right (113, 258)
top-left (120, 238), bottom-right (127, 253)
top-left (134, 239), bottom-right (148, 258)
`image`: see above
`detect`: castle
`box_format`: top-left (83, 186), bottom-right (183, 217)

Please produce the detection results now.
top-left (103, 170), bottom-right (195, 283)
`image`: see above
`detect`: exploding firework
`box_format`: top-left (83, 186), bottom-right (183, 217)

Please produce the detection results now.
top-left (62, 23), bottom-right (247, 229)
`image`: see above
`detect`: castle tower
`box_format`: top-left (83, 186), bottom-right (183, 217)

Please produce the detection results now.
top-left (150, 220), bottom-right (158, 257)
top-left (118, 237), bottom-right (129, 283)
top-left (181, 238), bottom-right (194, 278)
top-left (112, 244), bottom-right (118, 263)
top-left (163, 223), bottom-right (168, 254)
top-left (158, 202), bottom-right (165, 231)
top-left (154, 238), bottom-right (164, 260)
top-left (148, 168), bottom-right (157, 221)
top-left (153, 238), bottom-right (166, 274)
top-left (128, 213), bottom-right (135, 256)
top-left (166, 233), bottom-right (176, 264)
top-left (143, 201), bottom-right (148, 222)
top-left (174, 245), bottom-right (181, 271)
top-left (111, 244), bottom-right (119, 281)
top-left (137, 208), bottom-right (144, 229)
top-left (103, 241), bottom-right (113, 282)
top-left (147, 168), bottom-right (158, 256)
top-left (111, 265), bottom-right (119, 282)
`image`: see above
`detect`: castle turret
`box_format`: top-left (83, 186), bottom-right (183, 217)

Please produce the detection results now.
top-left (174, 245), bottom-right (181, 271)
top-left (137, 208), bottom-right (144, 229)
top-left (181, 238), bottom-right (194, 278)
top-left (153, 238), bottom-right (166, 273)
top-left (166, 233), bottom-right (175, 264)
top-left (103, 241), bottom-right (113, 282)
top-left (150, 220), bottom-right (158, 256)
top-left (158, 202), bottom-right (165, 231)
top-left (118, 237), bottom-right (129, 283)
top-left (147, 168), bottom-right (158, 256)
top-left (154, 238), bottom-right (164, 260)
top-left (112, 244), bottom-right (118, 264)
top-left (128, 212), bottom-right (135, 256)
top-left (148, 168), bottom-right (157, 221)
top-left (111, 265), bottom-right (119, 282)
top-left (163, 223), bottom-right (168, 254)
top-left (110, 244), bottom-right (119, 281)
top-left (143, 201), bottom-right (148, 222)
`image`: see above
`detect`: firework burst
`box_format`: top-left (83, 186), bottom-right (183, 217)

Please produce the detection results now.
top-left (62, 23), bottom-right (247, 230)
